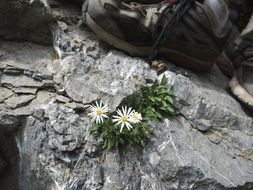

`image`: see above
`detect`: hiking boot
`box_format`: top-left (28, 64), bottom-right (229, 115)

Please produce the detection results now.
top-left (229, 67), bottom-right (253, 110)
top-left (205, 0), bottom-right (253, 79)
top-left (224, 0), bottom-right (252, 31)
top-left (216, 52), bottom-right (235, 78)
top-left (227, 14), bottom-right (253, 110)
top-left (83, 0), bottom-right (236, 72)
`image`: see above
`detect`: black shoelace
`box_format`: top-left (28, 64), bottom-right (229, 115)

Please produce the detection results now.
top-left (149, 0), bottom-right (196, 60)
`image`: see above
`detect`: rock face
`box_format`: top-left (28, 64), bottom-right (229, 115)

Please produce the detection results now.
top-left (0, 0), bottom-right (253, 190)
top-left (0, 0), bottom-right (52, 44)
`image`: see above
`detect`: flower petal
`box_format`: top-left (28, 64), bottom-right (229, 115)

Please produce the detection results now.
top-left (112, 115), bottom-right (121, 119)
top-left (112, 118), bottom-right (120, 122)
top-left (95, 101), bottom-right (99, 108)
top-left (120, 123), bottom-right (125, 133)
top-left (125, 122), bottom-right (132, 130)
top-left (127, 107), bottom-right (132, 116)
top-left (114, 120), bottom-right (122, 126)
top-left (117, 109), bottom-right (123, 117)
top-left (101, 114), bottom-right (108, 118)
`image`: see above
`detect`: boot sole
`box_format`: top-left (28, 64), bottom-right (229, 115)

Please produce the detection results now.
top-left (86, 13), bottom-right (213, 72)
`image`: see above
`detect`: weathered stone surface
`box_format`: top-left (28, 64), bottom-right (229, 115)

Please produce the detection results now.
top-left (16, 116), bottom-right (53, 190)
top-left (55, 95), bottom-right (70, 103)
top-left (0, 63), bottom-right (6, 70)
top-left (162, 67), bottom-right (253, 134)
top-left (17, 101), bottom-right (253, 190)
top-left (14, 87), bottom-right (37, 95)
top-left (142, 117), bottom-right (253, 189)
top-left (4, 95), bottom-right (36, 109)
top-left (1, 75), bottom-right (43, 88)
top-left (0, 41), bottom-right (56, 77)
top-left (0, 109), bottom-right (27, 130)
top-left (8, 90), bottom-right (56, 117)
top-left (0, 87), bottom-right (13, 102)
top-left (65, 50), bottom-right (157, 109)
top-left (65, 102), bottom-right (88, 111)
top-left (32, 90), bottom-right (55, 105)
top-left (161, 68), bottom-right (253, 159)
top-left (0, 0), bottom-right (52, 44)
top-left (3, 67), bottom-right (23, 75)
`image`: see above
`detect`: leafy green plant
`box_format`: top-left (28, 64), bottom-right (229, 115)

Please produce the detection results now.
top-left (88, 75), bottom-right (176, 150)
top-left (90, 117), bottom-right (152, 150)
top-left (122, 75), bottom-right (176, 122)
top-left (140, 75), bottom-right (176, 122)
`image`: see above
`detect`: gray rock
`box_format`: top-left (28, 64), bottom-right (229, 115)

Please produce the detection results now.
top-left (32, 90), bottom-right (55, 105)
top-left (0, 62), bottom-right (7, 70)
top-left (0, 87), bottom-right (13, 103)
top-left (14, 87), bottom-right (38, 95)
top-left (55, 95), bottom-right (70, 103)
top-left (4, 95), bottom-right (36, 109)
top-left (16, 116), bottom-right (54, 190)
top-left (1, 75), bottom-right (43, 88)
top-left (0, 0), bottom-right (52, 44)
top-left (0, 109), bottom-right (29, 130)
top-left (3, 67), bottom-right (23, 75)
top-left (65, 50), bottom-right (156, 109)
top-left (0, 41), bottom-right (56, 77)
top-left (161, 67), bottom-right (253, 135)
top-left (141, 117), bottom-right (253, 189)
top-left (65, 102), bottom-right (88, 111)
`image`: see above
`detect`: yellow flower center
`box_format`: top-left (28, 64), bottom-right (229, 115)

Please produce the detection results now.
top-left (121, 116), bottom-right (127, 123)
top-left (132, 114), bottom-right (139, 121)
top-left (95, 109), bottom-right (102, 116)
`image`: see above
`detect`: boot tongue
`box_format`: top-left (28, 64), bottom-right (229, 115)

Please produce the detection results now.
top-left (150, 0), bottom-right (196, 59)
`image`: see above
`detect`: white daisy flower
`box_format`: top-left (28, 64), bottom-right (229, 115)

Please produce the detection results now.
top-left (112, 106), bottom-right (133, 133)
top-left (129, 111), bottom-right (142, 124)
top-left (88, 101), bottom-right (109, 124)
